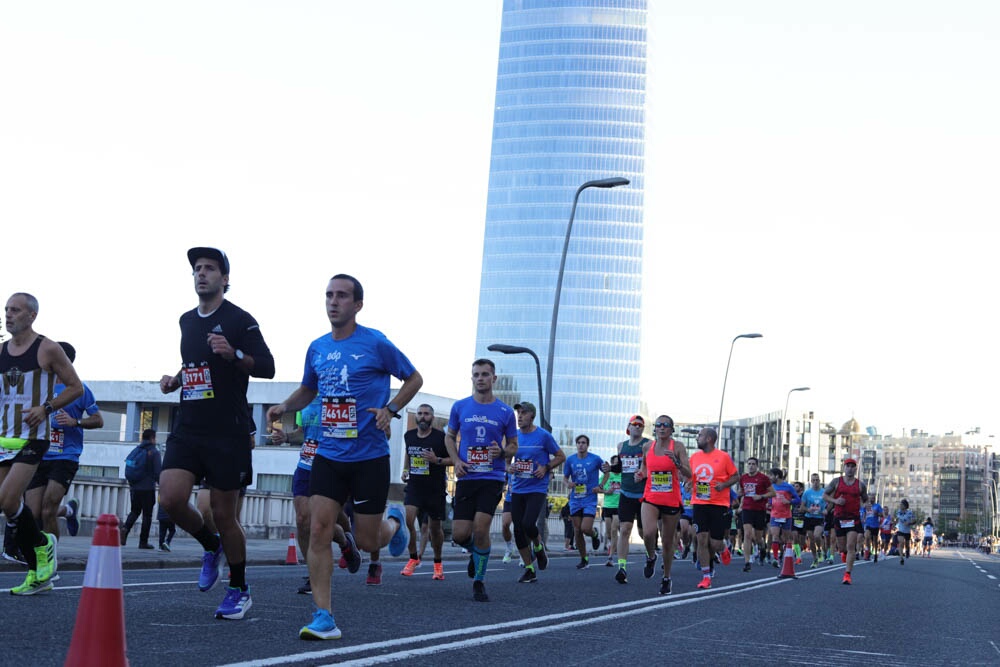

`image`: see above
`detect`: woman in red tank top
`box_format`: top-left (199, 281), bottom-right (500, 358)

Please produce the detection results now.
top-left (634, 415), bottom-right (691, 593)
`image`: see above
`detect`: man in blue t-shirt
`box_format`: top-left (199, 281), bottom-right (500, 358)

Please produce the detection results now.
top-left (22, 342), bottom-right (103, 541)
top-left (508, 401), bottom-right (564, 583)
top-left (563, 434), bottom-right (607, 570)
top-left (444, 358), bottom-right (518, 603)
top-left (862, 496), bottom-right (884, 562)
top-left (268, 274), bottom-right (423, 640)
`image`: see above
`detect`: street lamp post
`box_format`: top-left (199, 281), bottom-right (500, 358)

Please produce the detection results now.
top-left (716, 333), bottom-right (763, 440)
top-left (543, 176), bottom-right (630, 429)
top-left (487, 343), bottom-right (549, 432)
top-left (779, 386), bottom-right (811, 459)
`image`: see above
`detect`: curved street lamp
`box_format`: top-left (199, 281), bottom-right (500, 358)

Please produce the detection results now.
top-left (779, 386), bottom-right (811, 454)
top-left (544, 177), bottom-right (630, 427)
top-left (716, 333), bottom-right (763, 438)
top-left (487, 343), bottom-right (549, 432)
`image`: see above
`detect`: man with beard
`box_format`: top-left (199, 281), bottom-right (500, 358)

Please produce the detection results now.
top-left (400, 403), bottom-right (451, 581)
top-left (689, 428), bottom-right (738, 590)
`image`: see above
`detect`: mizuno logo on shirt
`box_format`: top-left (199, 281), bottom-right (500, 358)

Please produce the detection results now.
top-left (350, 354), bottom-right (364, 360)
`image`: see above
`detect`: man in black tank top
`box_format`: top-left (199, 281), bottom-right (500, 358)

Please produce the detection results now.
top-left (1, 292), bottom-right (83, 595)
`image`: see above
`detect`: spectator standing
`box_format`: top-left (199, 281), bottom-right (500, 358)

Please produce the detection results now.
top-left (121, 429), bottom-right (161, 549)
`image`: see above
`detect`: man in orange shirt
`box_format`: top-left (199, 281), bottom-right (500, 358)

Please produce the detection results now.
top-left (689, 427), bottom-right (739, 590)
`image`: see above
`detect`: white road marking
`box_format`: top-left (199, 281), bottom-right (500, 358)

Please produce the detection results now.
top-left (822, 633), bottom-right (866, 638)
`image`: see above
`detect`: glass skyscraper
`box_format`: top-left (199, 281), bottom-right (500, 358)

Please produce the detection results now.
top-left (474, 0), bottom-right (647, 458)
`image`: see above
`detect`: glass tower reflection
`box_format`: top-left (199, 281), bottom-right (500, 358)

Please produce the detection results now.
top-left (474, 0), bottom-right (647, 458)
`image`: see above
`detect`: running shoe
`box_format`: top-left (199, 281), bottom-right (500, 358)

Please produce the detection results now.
top-left (159, 543), bottom-right (171, 553)
top-left (576, 557), bottom-right (589, 570)
top-left (299, 609), bottom-right (342, 640)
top-left (518, 568), bottom-right (537, 583)
top-left (342, 531), bottom-right (361, 574)
top-left (472, 580), bottom-right (489, 602)
top-left (696, 575), bottom-right (712, 589)
top-left (518, 558), bottom-right (525, 568)
top-left (215, 587), bottom-right (252, 620)
top-left (138, 543), bottom-right (155, 550)
top-left (873, 553), bottom-right (878, 563)
top-left (794, 557), bottom-right (802, 565)
top-left (198, 540), bottom-right (225, 592)
top-left (658, 577), bottom-right (672, 595)
top-left (2, 546), bottom-right (27, 566)
top-left (615, 567), bottom-right (628, 584)
top-left (467, 554), bottom-right (475, 578)
top-left (35, 533), bottom-right (57, 583)
top-left (401, 558), bottom-right (420, 576)
top-left (366, 562), bottom-right (382, 586)
top-left (10, 570), bottom-right (52, 596)
top-left (682, 544), bottom-right (691, 560)
top-left (605, 557), bottom-right (614, 568)
top-left (432, 562), bottom-right (444, 580)
top-left (297, 577), bottom-right (311, 595)
top-left (535, 546), bottom-right (548, 571)
top-left (385, 506), bottom-right (409, 557)
top-left (742, 562), bottom-right (752, 573)
top-left (591, 530), bottom-right (600, 550)
top-left (842, 572), bottom-right (852, 585)
top-left (65, 498), bottom-right (80, 537)
top-left (771, 560), bottom-right (779, 569)
top-left (502, 550), bottom-right (512, 564)
top-left (720, 548), bottom-right (732, 566)
top-left (643, 555), bottom-right (656, 579)
top-left (338, 554), bottom-right (348, 569)
top-left (809, 561), bottom-right (818, 569)
top-left (900, 556), bottom-right (905, 566)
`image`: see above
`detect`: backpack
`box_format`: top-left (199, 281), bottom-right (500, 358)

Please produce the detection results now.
top-left (124, 444), bottom-right (149, 483)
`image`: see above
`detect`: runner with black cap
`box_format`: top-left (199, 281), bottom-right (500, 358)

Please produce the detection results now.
top-left (158, 247), bottom-right (275, 619)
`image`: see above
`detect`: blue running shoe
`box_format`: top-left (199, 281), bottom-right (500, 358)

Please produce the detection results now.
top-left (386, 506), bottom-right (408, 557)
top-left (343, 531), bottom-right (361, 574)
top-left (215, 586), bottom-right (252, 619)
top-left (299, 609), bottom-right (342, 640)
top-left (198, 540), bottom-right (224, 592)
top-left (65, 499), bottom-right (80, 537)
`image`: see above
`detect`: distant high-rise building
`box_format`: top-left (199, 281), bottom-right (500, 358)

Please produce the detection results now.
top-left (474, 0), bottom-right (647, 456)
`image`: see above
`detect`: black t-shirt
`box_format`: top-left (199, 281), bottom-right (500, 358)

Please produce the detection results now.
top-left (174, 300), bottom-right (275, 436)
top-left (403, 428), bottom-right (449, 494)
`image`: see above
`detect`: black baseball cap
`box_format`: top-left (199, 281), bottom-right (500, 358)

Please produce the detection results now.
top-left (514, 401), bottom-right (536, 417)
top-left (187, 247), bottom-right (230, 274)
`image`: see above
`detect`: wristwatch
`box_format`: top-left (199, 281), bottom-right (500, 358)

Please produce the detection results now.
top-left (76, 418), bottom-right (82, 427)
top-left (234, 349), bottom-right (245, 361)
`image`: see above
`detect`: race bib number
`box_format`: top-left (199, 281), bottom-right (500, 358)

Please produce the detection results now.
top-left (321, 396), bottom-right (358, 439)
top-left (621, 456), bottom-right (641, 473)
top-left (299, 439), bottom-right (318, 466)
top-left (574, 484), bottom-right (587, 496)
top-left (467, 446), bottom-right (492, 473)
top-left (839, 519), bottom-right (855, 529)
top-left (512, 458), bottom-right (534, 479)
top-left (695, 481), bottom-right (711, 501)
top-left (181, 363), bottom-right (214, 400)
top-left (50, 428), bottom-right (65, 453)
top-left (650, 471), bottom-right (674, 494)
top-left (410, 455), bottom-right (429, 475)
top-left (743, 482), bottom-right (757, 495)
top-left (793, 519), bottom-right (804, 529)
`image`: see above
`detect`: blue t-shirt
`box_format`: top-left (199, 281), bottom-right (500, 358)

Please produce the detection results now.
top-left (301, 325), bottom-right (416, 463)
top-left (801, 487), bottom-right (826, 518)
top-left (863, 503), bottom-right (883, 528)
top-left (296, 396), bottom-right (323, 471)
top-left (510, 426), bottom-right (561, 495)
top-left (564, 452), bottom-right (604, 502)
top-left (45, 383), bottom-right (100, 462)
top-left (447, 397), bottom-right (517, 482)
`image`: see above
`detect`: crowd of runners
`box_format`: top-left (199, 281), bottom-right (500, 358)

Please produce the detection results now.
top-left (0, 247), bottom-right (942, 642)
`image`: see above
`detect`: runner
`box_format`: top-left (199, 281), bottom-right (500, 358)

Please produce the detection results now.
top-left (400, 403), bottom-right (451, 580)
top-left (879, 511), bottom-right (893, 557)
top-left (822, 458), bottom-right (869, 585)
top-left (801, 473), bottom-right (827, 568)
top-left (921, 518), bottom-right (934, 557)
top-left (25, 342), bottom-right (103, 540)
top-left (678, 480), bottom-right (695, 563)
top-left (613, 415), bottom-right (651, 584)
top-left (444, 358), bottom-right (517, 602)
top-left (2, 293), bottom-right (82, 595)
top-left (894, 499), bottom-right (915, 564)
top-left (689, 428), bottom-right (738, 590)
top-left (633, 415), bottom-right (690, 595)
top-left (563, 434), bottom-right (606, 570)
top-left (598, 455), bottom-right (622, 567)
top-left (158, 248), bottom-right (275, 619)
top-left (267, 274), bottom-right (422, 638)
top-left (862, 496), bottom-right (884, 562)
top-left (508, 401), bottom-right (563, 583)
top-left (500, 474), bottom-right (515, 564)
top-left (766, 468), bottom-right (801, 568)
top-left (790, 481), bottom-right (807, 564)
top-left (738, 457), bottom-right (774, 572)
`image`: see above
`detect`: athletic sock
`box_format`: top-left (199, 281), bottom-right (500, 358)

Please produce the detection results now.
top-left (12, 503), bottom-right (43, 570)
top-left (472, 546), bottom-right (490, 582)
top-left (409, 552), bottom-right (419, 561)
top-left (525, 562), bottom-right (535, 572)
top-left (505, 540), bottom-right (513, 553)
top-left (771, 542), bottom-right (781, 560)
top-left (229, 561), bottom-right (247, 590)
top-left (618, 558), bottom-right (627, 570)
top-left (193, 525), bottom-right (221, 553)
top-left (793, 544), bottom-right (802, 558)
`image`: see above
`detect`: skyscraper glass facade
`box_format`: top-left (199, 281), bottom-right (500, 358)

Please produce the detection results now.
top-left (474, 0), bottom-right (647, 457)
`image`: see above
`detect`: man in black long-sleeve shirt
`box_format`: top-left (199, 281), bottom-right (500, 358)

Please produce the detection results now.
top-left (121, 429), bottom-right (161, 548)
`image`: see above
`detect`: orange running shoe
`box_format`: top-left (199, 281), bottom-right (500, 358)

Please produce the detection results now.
top-left (842, 572), bottom-right (852, 585)
top-left (401, 558), bottom-right (420, 576)
top-left (719, 548), bottom-right (732, 566)
top-left (696, 575), bottom-right (712, 590)
top-left (432, 562), bottom-right (444, 580)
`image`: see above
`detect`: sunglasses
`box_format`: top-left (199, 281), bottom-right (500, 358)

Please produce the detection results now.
top-left (654, 422), bottom-right (673, 428)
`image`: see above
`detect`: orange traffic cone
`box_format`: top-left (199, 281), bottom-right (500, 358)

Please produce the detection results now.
top-left (777, 542), bottom-right (797, 579)
top-left (65, 514), bottom-right (128, 667)
top-left (285, 531), bottom-right (298, 565)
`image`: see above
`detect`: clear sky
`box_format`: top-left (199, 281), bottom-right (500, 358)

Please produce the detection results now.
top-left (2, 1), bottom-right (997, 439)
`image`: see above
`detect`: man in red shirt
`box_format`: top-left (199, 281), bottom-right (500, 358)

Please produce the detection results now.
top-left (690, 428), bottom-right (739, 590)
top-left (822, 458), bottom-right (869, 585)
top-left (737, 457), bottom-right (775, 572)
